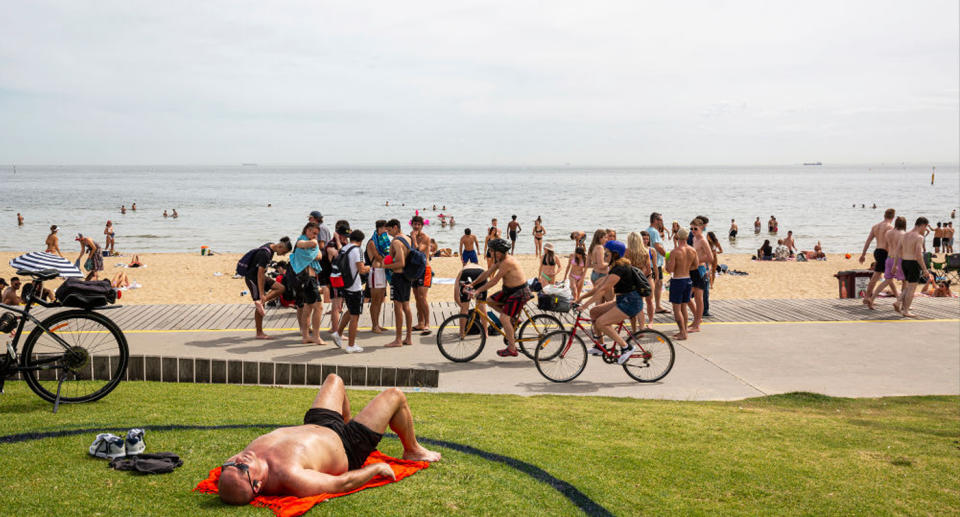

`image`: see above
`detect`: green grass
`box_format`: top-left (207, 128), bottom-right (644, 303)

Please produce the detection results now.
top-left (0, 382), bottom-right (958, 516)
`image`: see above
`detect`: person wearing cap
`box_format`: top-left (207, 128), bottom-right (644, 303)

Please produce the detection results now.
top-left (309, 211), bottom-right (332, 249)
top-left (537, 242), bottom-right (561, 286)
top-left (324, 220), bottom-right (351, 347)
top-left (75, 233), bottom-right (103, 281)
top-left (45, 225), bottom-right (62, 257)
top-left (573, 240), bottom-right (643, 363)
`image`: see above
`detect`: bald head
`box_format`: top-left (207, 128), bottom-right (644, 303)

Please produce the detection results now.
top-left (218, 469), bottom-right (256, 505)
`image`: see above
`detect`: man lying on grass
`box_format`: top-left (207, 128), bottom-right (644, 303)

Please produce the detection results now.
top-left (218, 374), bottom-right (441, 505)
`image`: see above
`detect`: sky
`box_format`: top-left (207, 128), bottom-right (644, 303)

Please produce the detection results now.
top-left (0, 0), bottom-right (957, 166)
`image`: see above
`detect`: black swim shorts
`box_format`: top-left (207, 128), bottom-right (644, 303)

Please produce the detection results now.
top-left (390, 274), bottom-right (412, 302)
top-left (299, 273), bottom-right (319, 305)
top-left (343, 289), bottom-right (363, 316)
top-left (303, 408), bottom-right (382, 471)
top-left (901, 259), bottom-right (922, 283)
top-left (873, 248), bottom-right (887, 273)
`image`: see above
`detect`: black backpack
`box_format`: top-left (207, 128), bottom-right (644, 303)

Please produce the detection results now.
top-left (631, 266), bottom-right (652, 297)
top-left (332, 244), bottom-right (360, 289)
top-left (396, 236), bottom-right (427, 282)
top-left (55, 278), bottom-right (117, 308)
top-left (236, 243), bottom-right (271, 276)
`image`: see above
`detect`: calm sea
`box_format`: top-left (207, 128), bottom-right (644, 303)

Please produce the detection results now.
top-left (2, 165), bottom-right (957, 256)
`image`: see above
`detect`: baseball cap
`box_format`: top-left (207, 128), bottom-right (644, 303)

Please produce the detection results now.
top-left (309, 211), bottom-right (323, 220)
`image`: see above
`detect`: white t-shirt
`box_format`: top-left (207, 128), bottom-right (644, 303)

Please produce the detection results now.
top-left (344, 245), bottom-right (363, 292)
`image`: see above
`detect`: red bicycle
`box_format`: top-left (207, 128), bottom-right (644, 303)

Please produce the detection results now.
top-left (533, 304), bottom-right (675, 383)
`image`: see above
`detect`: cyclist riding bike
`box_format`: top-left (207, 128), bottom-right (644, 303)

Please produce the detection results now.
top-left (573, 240), bottom-right (643, 364)
top-left (464, 238), bottom-right (532, 357)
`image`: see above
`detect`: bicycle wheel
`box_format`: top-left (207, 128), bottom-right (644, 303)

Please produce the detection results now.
top-left (534, 330), bottom-right (587, 383)
top-left (516, 313), bottom-right (564, 359)
top-left (621, 328), bottom-right (675, 382)
top-left (436, 313), bottom-right (486, 362)
top-left (21, 309), bottom-right (128, 403)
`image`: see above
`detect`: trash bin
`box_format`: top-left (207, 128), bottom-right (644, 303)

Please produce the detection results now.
top-left (834, 269), bottom-right (874, 299)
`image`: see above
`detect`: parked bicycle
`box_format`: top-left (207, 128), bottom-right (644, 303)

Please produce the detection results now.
top-left (436, 303), bottom-right (564, 362)
top-left (1, 269), bottom-right (128, 412)
top-left (534, 303), bottom-right (675, 383)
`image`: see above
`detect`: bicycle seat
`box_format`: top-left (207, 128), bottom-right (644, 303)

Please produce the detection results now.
top-left (16, 269), bottom-right (59, 281)
top-left (60, 294), bottom-right (110, 309)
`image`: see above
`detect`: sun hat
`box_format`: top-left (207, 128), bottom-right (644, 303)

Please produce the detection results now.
top-left (543, 242), bottom-right (554, 252)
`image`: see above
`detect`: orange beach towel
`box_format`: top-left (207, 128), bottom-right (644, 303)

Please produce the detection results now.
top-left (194, 451), bottom-right (429, 517)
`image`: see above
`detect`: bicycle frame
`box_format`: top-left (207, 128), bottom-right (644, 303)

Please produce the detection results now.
top-left (564, 311), bottom-right (635, 361)
top-left (461, 305), bottom-right (546, 343)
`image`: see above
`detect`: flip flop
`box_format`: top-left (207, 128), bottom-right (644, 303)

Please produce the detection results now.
top-left (420, 329), bottom-right (432, 336)
top-left (496, 348), bottom-right (518, 357)
top-left (411, 326), bottom-right (426, 331)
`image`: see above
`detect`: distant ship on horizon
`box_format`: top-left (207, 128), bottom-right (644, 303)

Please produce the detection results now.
top-left (241, 163), bottom-right (258, 166)
top-left (803, 161), bottom-right (822, 166)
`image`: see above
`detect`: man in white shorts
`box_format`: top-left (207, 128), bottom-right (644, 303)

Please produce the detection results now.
top-left (365, 220), bottom-right (390, 334)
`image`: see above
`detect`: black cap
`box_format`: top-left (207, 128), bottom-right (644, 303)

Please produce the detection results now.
top-left (310, 211), bottom-right (322, 220)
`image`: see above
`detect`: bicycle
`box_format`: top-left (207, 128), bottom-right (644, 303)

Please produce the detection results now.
top-left (533, 303), bottom-right (675, 383)
top-left (1, 269), bottom-right (129, 412)
top-left (436, 301), bottom-right (564, 362)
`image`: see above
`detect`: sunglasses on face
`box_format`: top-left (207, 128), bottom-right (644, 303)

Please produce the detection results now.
top-left (222, 461), bottom-right (260, 493)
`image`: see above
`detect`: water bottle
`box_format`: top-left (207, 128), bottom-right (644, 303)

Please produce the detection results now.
top-left (241, 290), bottom-right (249, 296)
top-left (487, 311), bottom-right (502, 330)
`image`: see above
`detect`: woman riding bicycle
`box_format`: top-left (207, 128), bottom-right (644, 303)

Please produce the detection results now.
top-left (573, 240), bottom-right (642, 364)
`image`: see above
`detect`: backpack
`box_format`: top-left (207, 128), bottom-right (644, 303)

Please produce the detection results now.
top-left (331, 244), bottom-right (360, 289)
top-left (236, 243), bottom-right (271, 276)
top-left (630, 266), bottom-right (652, 297)
top-left (396, 236), bottom-right (427, 282)
top-left (55, 278), bottom-right (117, 308)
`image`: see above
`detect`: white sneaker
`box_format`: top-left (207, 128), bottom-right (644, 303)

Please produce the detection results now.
top-left (125, 428), bottom-right (145, 456)
top-left (89, 433), bottom-right (125, 459)
top-left (331, 333), bottom-right (343, 348)
top-left (345, 344), bottom-right (364, 353)
top-left (618, 344), bottom-right (636, 365)
top-left (587, 346), bottom-right (604, 356)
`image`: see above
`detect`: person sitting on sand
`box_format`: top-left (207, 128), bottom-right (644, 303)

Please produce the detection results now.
top-left (757, 240), bottom-right (773, 261)
top-left (773, 239), bottom-right (790, 261)
top-left (111, 271), bottom-right (131, 289)
top-left (45, 225), bottom-right (62, 257)
top-left (2, 277), bottom-right (22, 305)
top-left (429, 239), bottom-right (452, 258)
top-left (782, 230), bottom-right (797, 257)
top-left (799, 241), bottom-right (826, 261)
top-left (218, 374), bottom-right (441, 505)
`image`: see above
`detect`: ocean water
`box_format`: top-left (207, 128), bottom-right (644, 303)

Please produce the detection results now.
top-left (1, 165), bottom-right (957, 256)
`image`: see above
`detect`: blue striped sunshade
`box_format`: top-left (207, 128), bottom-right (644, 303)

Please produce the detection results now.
top-left (9, 252), bottom-right (84, 278)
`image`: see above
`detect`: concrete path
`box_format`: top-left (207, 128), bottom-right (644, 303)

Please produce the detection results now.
top-left (126, 318), bottom-right (959, 401)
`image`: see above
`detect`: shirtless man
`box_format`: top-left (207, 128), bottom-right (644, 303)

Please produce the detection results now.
top-left (1, 277), bottom-right (22, 305)
top-left (569, 231), bottom-right (587, 249)
top-left (933, 223), bottom-right (943, 254)
top-left (75, 233), bottom-right (103, 281)
top-left (871, 216), bottom-right (907, 308)
top-left (409, 216), bottom-right (432, 336)
top-left (459, 228), bottom-right (480, 264)
top-left (45, 225), bottom-right (62, 257)
top-left (16, 213), bottom-right (23, 226)
top-left (366, 220), bottom-right (390, 334)
top-left (666, 228), bottom-right (698, 340)
top-left (507, 215), bottom-right (521, 255)
top-left (892, 217), bottom-right (931, 318)
top-left (754, 217), bottom-right (761, 234)
top-left (218, 374), bottom-right (440, 505)
top-left (859, 208), bottom-right (896, 306)
top-left (687, 219), bottom-right (714, 333)
top-left (781, 230), bottom-right (796, 256)
top-left (728, 219), bottom-right (737, 239)
top-left (767, 216), bottom-right (777, 233)
top-left (465, 238), bottom-right (531, 357)
top-left (383, 219), bottom-right (413, 347)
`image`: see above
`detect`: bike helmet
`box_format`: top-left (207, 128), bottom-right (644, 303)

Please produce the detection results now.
top-left (488, 238), bottom-right (511, 254)
top-left (604, 239), bottom-right (626, 259)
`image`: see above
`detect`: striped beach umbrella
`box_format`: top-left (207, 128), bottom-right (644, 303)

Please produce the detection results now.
top-left (9, 252), bottom-right (83, 278)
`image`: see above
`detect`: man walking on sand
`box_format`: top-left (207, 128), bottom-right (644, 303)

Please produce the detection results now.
top-left (409, 215), bottom-right (432, 336)
top-left (459, 228), bottom-right (480, 265)
top-left (646, 212), bottom-right (668, 314)
top-left (241, 238), bottom-right (293, 339)
top-left (666, 228), bottom-right (697, 340)
top-left (892, 217), bottom-right (931, 318)
top-left (383, 219), bottom-right (413, 347)
top-left (859, 208), bottom-right (895, 308)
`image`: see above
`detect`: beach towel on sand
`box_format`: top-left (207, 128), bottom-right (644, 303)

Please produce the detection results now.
top-left (194, 451), bottom-right (429, 517)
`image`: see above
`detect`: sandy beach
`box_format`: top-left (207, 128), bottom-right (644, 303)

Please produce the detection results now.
top-left (1, 251), bottom-right (876, 305)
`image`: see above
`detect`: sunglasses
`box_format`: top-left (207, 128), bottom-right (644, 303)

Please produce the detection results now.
top-left (222, 461), bottom-right (260, 493)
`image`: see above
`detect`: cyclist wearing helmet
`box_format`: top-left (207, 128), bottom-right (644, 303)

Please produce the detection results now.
top-left (464, 238), bottom-right (531, 357)
top-left (573, 240), bottom-right (642, 364)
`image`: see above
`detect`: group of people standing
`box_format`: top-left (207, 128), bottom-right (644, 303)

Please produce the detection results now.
top-left (241, 212), bottom-right (438, 353)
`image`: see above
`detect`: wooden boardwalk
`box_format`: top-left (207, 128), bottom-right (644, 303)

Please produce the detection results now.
top-left (25, 298), bottom-right (960, 332)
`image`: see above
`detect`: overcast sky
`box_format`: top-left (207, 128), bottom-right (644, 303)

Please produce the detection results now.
top-left (1, 0), bottom-right (957, 166)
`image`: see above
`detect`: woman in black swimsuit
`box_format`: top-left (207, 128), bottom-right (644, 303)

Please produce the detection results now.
top-left (532, 217), bottom-right (545, 257)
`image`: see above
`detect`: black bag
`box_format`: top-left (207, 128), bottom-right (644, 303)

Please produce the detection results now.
top-left (396, 237), bottom-right (427, 282)
top-left (947, 253), bottom-right (960, 269)
top-left (331, 244), bottom-right (360, 289)
top-left (631, 267), bottom-right (652, 297)
top-left (538, 293), bottom-right (571, 313)
top-left (236, 243), bottom-right (271, 276)
top-left (55, 278), bottom-right (116, 308)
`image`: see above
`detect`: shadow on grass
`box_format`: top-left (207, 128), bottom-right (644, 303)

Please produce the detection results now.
top-left (516, 380), bottom-right (646, 394)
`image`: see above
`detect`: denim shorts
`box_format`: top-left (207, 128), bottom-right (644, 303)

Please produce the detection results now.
top-left (615, 291), bottom-right (643, 318)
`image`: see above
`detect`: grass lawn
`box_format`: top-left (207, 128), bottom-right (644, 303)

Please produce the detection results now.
top-left (0, 381), bottom-right (957, 516)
